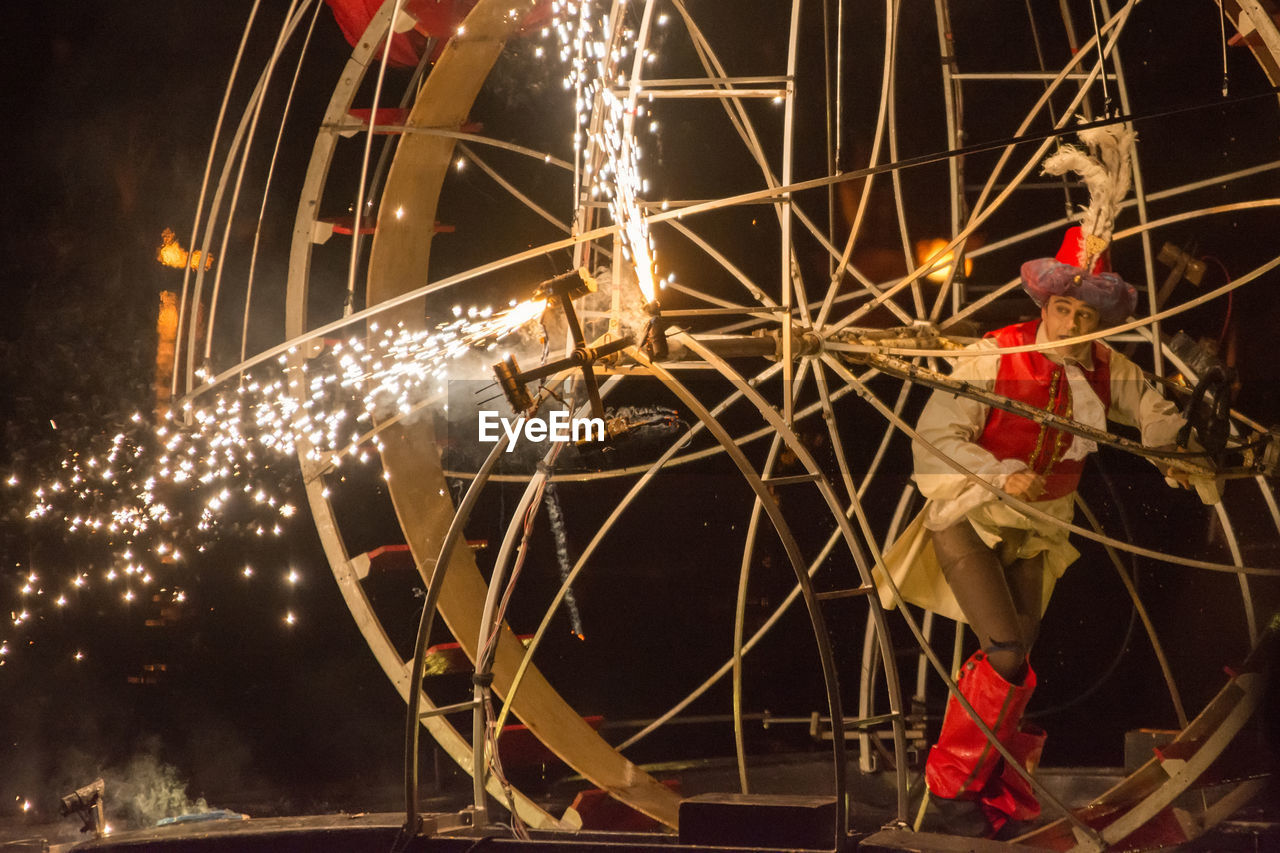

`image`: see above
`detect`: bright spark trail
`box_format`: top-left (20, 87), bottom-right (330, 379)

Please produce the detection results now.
top-left (553, 0), bottom-right (661, 302)
top-left (3, 300), bottom-right (546, 656)
top-left (5, 0), bottom-right (671, 658)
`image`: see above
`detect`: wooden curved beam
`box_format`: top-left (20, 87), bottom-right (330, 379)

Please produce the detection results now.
top-left (364, 0), bottom-right (683, 829)
top-left (284, 1), bottom-right (559, 829)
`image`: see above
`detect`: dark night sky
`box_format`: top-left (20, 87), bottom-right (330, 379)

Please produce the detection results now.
top-left (0, 3), bottom-right (415, 837)
top-left (1, 0), bottom-right (1279, 842)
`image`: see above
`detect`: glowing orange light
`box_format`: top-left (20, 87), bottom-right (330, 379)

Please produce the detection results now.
top-left (156, 228), bottom-right (214, 271)
top-left (915, 238), bottom-right (973, 284)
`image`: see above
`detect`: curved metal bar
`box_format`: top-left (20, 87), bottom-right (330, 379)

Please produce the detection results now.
top-left (1213, 500), bottom-right (1259, 645)
top-left (494, 346), bottom-right (855, 838)
top-left (469, 404), bottom-right (573, 824)
top-left (345, 0), bottom-right (405, 313)
top-left (730, 355), bottom-right (817, 793)
top-left (618, 364), bottom-right (906, 753)
top-left (402, 429), bottom-right (511, 831)
top-left (812, 361), bottom-right (861, 509)
top-left (1075, 497), bottom-right (1188, 728)
top-left (342, 36), bottom-right (439, 320)
top-left (1099, 0), bottom-right (1164, 377)
top-left (489, 357), bottom-right (796, 738)
top-left (284, 0), bottom-right (396, 339)
top-left (336, 124), bottom-right (573, 170)
top-left (669, 0), bottom-right (913, 329)
top-left (467, 374), bottom-right (605, 819)
top-left (174, 0), bottom-right (262, 398)
top-left (732, 432), bottom-right (783, 794)
top-left (186, 6), bottom-right (313, 390)
top-left (241, 0), bottom-right (324, 364)
top-left (295, 444), bottom-right (557, 827)
top-left (666, 0), bottom-right (792, 229)
top-left (496, 386), bottom-right (757, 736)
top-left (457, 142), bottom-right (572, 234)
top-left (664, 219), bottom-right (778, 307)
top-left (952, 1), bottom-right (1134, 248)
top-left (824, 0), bottom-right (1134, 336)
top-left (682, 336), bottom-right (910, 826)
top-left (950, 198), bottom-right (1280, 328)
top-left (654, 345), bottom-right (855, 835)
top-left (900, 2), bottom-right (1133, 329)
top-left (822, 360), bottom-right (892, 776)
top-left (883, 2), bottom-right (927, 318)
top-left (1258, 476), bottom-right (1280, 538)
top-left (815, 0), bottom-right (904, 330)
top-left (842, 377), bottom-right (917, 773)
top-left (929, 0), bottom-right (963, 320)
top-left (1136, 330), bottom-right (1261, 647)
top-left (209, 0), bottom-right (310, 360)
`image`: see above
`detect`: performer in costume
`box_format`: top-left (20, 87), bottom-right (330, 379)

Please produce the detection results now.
top-left (874, 125), bottom-right (1206, 836)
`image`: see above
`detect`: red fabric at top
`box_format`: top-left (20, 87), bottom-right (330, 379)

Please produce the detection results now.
top-left (325, 0), bottom-right (425, 67)
top-left (325, 0), bottom-right (553, 68)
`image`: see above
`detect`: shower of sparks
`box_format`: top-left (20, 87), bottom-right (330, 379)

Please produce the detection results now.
top-left (552, 0), bottom-right (660, 303)
top-left (6, 5), bottom-right (666, 659)
top-left (3, 299), bottom-right (545, 655)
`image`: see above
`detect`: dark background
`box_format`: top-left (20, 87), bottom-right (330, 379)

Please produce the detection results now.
top-left (0, 3), bottom-right (414, 839)
top-left (1, 0), bottom-right (1278, 843)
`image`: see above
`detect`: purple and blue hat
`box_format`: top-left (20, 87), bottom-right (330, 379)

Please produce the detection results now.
top-left (1020, 226), bottom-right (1137, 326)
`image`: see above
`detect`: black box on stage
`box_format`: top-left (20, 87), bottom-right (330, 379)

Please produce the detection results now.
top-left (678, 793), bottom-right (838, 850)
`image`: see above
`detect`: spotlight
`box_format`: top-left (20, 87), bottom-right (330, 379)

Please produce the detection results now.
top-left (59, 777), bottom-right (105, 837)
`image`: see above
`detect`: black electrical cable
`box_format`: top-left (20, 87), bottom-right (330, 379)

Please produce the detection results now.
top-left (1026, 463), bottom-right (1143, 721)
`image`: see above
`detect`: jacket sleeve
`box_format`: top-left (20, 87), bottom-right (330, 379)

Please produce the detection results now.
top-left (1105, 349), bottom-right (1186, 448)
top-left (912, 342), bottom-right (1031, 507)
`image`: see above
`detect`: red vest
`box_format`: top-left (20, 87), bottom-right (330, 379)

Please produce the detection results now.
top-left (979, 321), bottom-right (1111, 501)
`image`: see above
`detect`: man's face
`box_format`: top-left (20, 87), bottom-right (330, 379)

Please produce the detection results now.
top-left (1040, 295), bottom-right (1101, 361)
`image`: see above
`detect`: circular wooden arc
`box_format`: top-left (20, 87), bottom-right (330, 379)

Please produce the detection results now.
top-left (283, 0), bottom-right (562, 830)
top-left (361, 0), bottom-right (682, 830)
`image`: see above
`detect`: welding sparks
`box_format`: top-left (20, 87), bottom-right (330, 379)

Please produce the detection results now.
top-left (552, 1), bottom-right (660, 303)
top-left (9, 5), bottom-right (667, 657)
top-left (5, 298), bottom-right (545, 648)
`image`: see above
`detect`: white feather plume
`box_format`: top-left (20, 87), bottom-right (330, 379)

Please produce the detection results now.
top-left (1040, 122), bottom-right (1137, 267)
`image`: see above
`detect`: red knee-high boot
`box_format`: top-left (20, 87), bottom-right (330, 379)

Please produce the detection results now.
top-left (925, 651), bottom-right (1037, 802)
top-left (980, 723), bottom-right (1047, 829)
